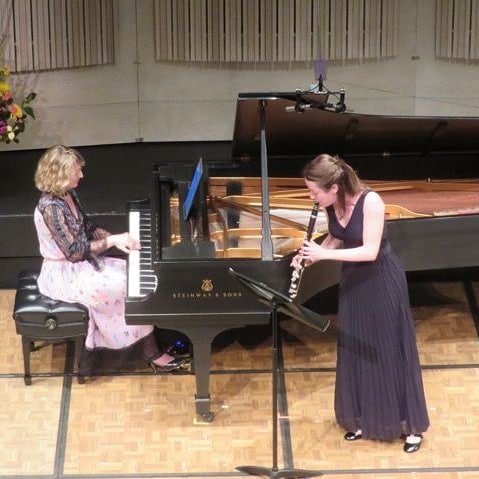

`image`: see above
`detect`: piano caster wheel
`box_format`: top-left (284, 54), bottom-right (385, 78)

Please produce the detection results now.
top-left (201, 412), bottom-right (214, 423)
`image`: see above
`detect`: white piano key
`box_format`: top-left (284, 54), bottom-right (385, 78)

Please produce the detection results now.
top-left (128, 207), bottom-right (158, 298)
top-left (128, 211), bottom-right (141, 297)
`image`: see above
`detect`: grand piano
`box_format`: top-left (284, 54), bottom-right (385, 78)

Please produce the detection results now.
top-left (125, 89), bottom-right (479, 421)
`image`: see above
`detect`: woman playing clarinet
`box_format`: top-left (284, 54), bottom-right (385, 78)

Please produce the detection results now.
top-left (292, 153), bottom-right (429, 453)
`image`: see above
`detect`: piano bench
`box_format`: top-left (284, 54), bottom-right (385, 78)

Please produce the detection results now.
top-left (12, 270), bottom-right (89, 386)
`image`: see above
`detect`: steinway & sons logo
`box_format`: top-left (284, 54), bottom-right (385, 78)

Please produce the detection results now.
top-left (171, 278), bottom-right (243, 299)
top-left (201, 279), bottom-right (213, 292)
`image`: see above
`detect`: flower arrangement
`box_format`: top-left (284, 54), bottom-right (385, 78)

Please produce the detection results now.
top-left (0, 63), bottom-right (36, 144)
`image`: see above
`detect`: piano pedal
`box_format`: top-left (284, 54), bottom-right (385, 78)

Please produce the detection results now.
top-left (174, 352), bottom-right (192, 360)
top-left (171, 356), bottom-right (192, 372)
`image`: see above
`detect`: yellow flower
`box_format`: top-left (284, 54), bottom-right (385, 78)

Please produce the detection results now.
top-left (8, 103), bottom-right (23, 118)
top-left (0, 81), bottom-right (9, 94)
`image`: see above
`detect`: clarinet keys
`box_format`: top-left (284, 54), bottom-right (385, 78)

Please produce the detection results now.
top-left (288, 203), bottom-right (319, 299)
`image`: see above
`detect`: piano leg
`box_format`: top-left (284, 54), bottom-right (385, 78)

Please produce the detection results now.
top-left (191, 337), bottom-right (215, 422)
top-left (184, 325), bottom-right (233, 423)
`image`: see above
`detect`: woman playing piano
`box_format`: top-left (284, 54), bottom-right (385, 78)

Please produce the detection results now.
top-left (293, 153), bottom-right (429, 453)
top-left (33, 145), bottom-right (186, 375)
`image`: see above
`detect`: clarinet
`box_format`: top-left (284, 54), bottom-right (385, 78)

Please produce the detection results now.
top-left (288, 202), bottom-right (319, 299)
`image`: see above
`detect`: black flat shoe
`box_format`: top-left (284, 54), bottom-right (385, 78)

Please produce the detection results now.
top-left (344, 431), bottom-right (362, 441)
top-left (403, 435), bottom-right (422, 453)
top-left (149, 357), bottom-right (187, 373)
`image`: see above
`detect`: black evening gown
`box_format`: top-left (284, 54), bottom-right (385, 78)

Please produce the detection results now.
top-left (328, 190), bottom-right (429, 441)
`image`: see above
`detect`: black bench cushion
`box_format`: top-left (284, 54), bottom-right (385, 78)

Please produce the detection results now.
top-left (13, 270), bottom-right (88, 340)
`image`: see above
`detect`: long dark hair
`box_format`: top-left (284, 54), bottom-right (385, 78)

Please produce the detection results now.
top-left (302, 154), bottom-right (363, 213)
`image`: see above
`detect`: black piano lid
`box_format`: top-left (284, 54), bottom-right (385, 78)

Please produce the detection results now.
top-left (232, 91), bottom-right (479, 159)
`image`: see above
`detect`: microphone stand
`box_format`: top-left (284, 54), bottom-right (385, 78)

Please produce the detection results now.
top-left (285, 87), bottom-right (347, 114)
top-left (229, 268), bottom-right (328, 479)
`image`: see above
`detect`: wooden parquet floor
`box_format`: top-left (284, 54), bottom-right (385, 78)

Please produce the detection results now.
top-left (1, 277), bottom-right (479, 479)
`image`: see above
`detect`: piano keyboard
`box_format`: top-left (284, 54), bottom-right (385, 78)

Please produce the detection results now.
top-left (127, 206), bottom-right (158, 297)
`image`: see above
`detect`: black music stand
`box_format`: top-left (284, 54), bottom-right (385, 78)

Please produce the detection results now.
top-left (228, 268), bottom-right (329, 479)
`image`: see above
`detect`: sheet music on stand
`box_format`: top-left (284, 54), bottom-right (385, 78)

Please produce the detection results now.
top-left (228, 268), bottom-right (330, 333)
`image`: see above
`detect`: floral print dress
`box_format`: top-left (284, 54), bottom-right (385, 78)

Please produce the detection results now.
top-left (34, 190), bottom-right (154, 351)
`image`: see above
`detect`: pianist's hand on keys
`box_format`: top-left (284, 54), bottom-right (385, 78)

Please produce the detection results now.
top-left (106, 232), bottom-right (141, 254)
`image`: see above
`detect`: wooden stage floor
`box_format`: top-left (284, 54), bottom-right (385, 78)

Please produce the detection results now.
top-left (1, 276), bottom-right (479, 479)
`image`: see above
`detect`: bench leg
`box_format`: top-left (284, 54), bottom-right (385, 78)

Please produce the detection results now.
top-left (74, 336), bottom-right (86, 384)
top-left (22, 337), bottom-right (33, 385)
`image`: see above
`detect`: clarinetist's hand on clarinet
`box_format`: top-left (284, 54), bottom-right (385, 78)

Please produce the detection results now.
top-left (290, 252), bottom-right (303, 268)
top-left (290, 239), bottom-right (324, 268)
top-left (299, 239), bottom-right (327, 266)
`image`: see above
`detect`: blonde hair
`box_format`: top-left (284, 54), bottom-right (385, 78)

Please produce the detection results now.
top-left (302, 154), bottom-right (363, 212)
top-left (34, 145), bottom-right (85, 196)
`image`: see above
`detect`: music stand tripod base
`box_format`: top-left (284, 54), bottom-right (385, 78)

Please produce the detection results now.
top-left (236, 465), bottom-right (322, 478)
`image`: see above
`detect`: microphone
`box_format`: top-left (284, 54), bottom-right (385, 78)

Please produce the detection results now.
top-left (317, 74), bottom-right (323, 92)
top-left (335, 88), bottom-right (346, 112)
top-left (285, 103), bottom-right (312, 113)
